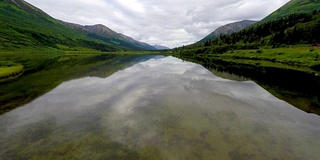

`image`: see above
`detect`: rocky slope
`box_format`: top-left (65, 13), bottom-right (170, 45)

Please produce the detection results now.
top-left (199, 20), bottom-right (257, 42)
top-left (61, 22), bottom-right (157, 51)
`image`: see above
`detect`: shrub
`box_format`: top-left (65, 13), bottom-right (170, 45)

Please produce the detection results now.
top-left (256, 49), bottom-right (263, 54)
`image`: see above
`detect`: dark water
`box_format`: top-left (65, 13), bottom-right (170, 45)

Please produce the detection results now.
top-left (0, 56), bottom-right (319, 159)
top-left (202, 59), bottom-right (320, 114)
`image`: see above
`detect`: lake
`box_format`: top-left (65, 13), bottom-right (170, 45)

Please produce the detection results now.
top-left (0, 56), bottom-right (319, 159)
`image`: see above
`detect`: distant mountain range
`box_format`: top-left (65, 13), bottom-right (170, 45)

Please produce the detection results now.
top-left (2, 0), bottom-right (318, 52)
top-left (61, 21), bottom-right (157, 51)
top-left (0, 0), bottom-right (169, 51)
top-left (152, 45), bottom-right (170, 50)
top-left (199, 20), bottom-right (257, 42)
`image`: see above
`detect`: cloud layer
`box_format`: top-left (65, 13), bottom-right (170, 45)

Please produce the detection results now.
top-left (25, 0), bottom-right (290, 48)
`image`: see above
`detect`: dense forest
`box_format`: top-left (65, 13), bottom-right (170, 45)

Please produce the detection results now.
top-left (176, 10), bottom-right (320, 56)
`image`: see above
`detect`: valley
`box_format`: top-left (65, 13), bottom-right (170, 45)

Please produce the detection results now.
top-left (1, 0), bottom-right (320, 159)
top-left (1, 0), bottom-right (320, 114)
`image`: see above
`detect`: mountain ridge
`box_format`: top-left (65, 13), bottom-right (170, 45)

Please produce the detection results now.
top-left (152, 45), bottom-right (170, 50)
top-left (0, 0), bottom-right (158, 51)
top-left (60, 21), bottom-right (157, 51)
top-left (199, 20), bottom-right (257, 42)
top-left (261, 0), bottom-right (320, 23)
top-left (177, 0), bottom-right (320, 55)
top-left (1, 0), bottom-right (49, 16)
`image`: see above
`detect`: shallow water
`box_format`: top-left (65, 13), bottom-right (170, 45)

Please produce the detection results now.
top-left (0, 56), bottom-right (319, 159)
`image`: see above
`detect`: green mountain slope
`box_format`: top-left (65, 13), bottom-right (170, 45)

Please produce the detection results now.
top-left (184, 0), bottom-right (320, 51)
top-left (1, 0), bottom-right (49, 16)
top-left (199, 20), bottom-right (256, 42)
top-left (262, 0), bottom-right (320, 23)
top-left (181, 10), bottom-right (320, 55)
top-left (172, 0), bottom-right (320, 67)
top-left (61, 22), bottom-right (156, 51)
top-left (0, 0), bottom-right (153, 51)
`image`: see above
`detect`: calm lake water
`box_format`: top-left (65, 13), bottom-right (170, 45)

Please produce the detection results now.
top-left (0, 56), bottom-right (319, 159)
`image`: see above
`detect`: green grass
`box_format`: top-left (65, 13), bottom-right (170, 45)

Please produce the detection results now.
top-left (261, 0), bottom-right (320, 23)
top-left (172, 46), bottom-right (320, 74)
top-left (207, 47), bottom-right (320, 73)
top-left (0, 64), bottom-right (23, 77)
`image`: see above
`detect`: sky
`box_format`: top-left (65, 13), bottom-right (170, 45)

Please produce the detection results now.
top-left (25, 0), bottom-right (290, 48)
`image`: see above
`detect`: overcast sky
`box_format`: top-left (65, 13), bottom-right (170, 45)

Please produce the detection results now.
top-left (25, 0), bottom-right (290, 48)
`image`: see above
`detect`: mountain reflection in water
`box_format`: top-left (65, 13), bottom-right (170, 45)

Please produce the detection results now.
top-left (0, 56), bottom-right (319, 159)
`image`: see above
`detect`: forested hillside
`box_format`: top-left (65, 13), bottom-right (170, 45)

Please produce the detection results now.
top-left (178, 10), bottom-right (320, 55)
top-left (262, 0), bottom-right (320, 23)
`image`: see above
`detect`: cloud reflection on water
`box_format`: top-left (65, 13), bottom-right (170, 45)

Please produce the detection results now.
top-left (0, 56), bottom-right (319, 159)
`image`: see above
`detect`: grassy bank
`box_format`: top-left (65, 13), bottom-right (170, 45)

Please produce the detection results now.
top-left (0, 51), bottom-right (154, 114)
top-left (214, 47), bottom-right (320, 72)
top-left (0, 61), bottom-right (24, 82)
top-left (173, 46), bottom-right (320, 73)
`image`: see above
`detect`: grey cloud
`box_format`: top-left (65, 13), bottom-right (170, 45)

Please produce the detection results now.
top-left (25, 0), bottom-right (290, 48)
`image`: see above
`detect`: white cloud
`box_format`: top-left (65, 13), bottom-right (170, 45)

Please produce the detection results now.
top-left (25, 0), bottom-right (290, 48)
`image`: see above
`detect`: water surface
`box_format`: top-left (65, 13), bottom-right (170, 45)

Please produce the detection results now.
top-left (0, 56), bottom-right (319, 159)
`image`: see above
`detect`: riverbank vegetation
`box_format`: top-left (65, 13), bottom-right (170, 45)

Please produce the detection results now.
top-left (0, 61), bottom-right (24, 81)
top-left (170, 47), bottom-right (320, 73)
top-left (171, 10), bottom-right (320, 66)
